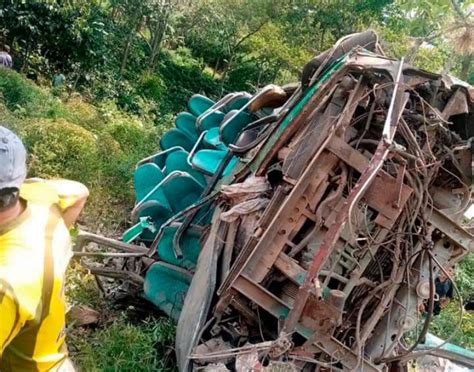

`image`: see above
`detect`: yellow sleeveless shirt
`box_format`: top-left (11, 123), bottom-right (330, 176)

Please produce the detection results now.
top-left (0, 179), bottom-right (86, 371)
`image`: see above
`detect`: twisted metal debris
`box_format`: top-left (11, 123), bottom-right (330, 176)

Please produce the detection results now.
top-left (76, 30), bottom-right (474, 371)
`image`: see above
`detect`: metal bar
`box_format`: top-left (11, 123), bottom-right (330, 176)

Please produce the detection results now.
top-left (233, 276), bottom-right (380, 372)
top-left (283, 60), bottom-right (407, 333)
top-left (74, 231), bottom-right (149, 254)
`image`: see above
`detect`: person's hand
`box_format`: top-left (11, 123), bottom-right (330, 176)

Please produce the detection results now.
top-left (417, 302), bottom-right (426, 313)
top-left (440, 298), bottom-right (450, 309)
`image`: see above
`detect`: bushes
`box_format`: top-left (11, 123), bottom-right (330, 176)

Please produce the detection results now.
top-left (156, 48), bottom-right (220, 114)
top-left (0, 68), bottom-right (65, 118)
top-left (20, 118), bottom-right (102, 183)
top-left (1, 71), bottom-right (161, 226)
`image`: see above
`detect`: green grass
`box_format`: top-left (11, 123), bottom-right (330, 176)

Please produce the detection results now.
top-left (431, 301), bottom-right (474, 349)
top-left (69, 316), bottom-right (176, 372)
top-left (66, 263), bottom-right (177, 371)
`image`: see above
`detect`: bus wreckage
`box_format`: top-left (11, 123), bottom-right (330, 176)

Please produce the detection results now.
top-left (75, 30), bottom-right (474, 371)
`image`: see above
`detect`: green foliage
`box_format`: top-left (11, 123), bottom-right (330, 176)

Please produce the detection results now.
top-left (70, 316), bottom-right (176, 372)
top-left (156, 48), bottom-right (220, 113)
top-left (20, 118), bottom-right (102, 182)
top-left (455, 253), bottom-right (474, 301)
top-left (431, 301), bottom-right (474, 349)
top-left (1, 69), bottom-right (161, 226)
top-left (430, 255), bottom-right (474, 349)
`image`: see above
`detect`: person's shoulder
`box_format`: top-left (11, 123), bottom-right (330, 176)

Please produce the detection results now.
top-left (22, 179), bottom-right (89, 211)
top-left (20, 179), bottom-right (60, 206)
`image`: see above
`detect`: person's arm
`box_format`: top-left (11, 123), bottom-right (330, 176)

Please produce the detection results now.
top-left (61, 194), bottom-right (89, 227)
top-left (45, 180), bottom-right (89, 227)
top-left (440, 281), bottom-right (455, 309)
top-left (0, 289), bottom-right (22, 357)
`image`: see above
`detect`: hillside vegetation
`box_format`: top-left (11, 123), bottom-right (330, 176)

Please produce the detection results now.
top-left (0, 0), bottom-right (472, 370)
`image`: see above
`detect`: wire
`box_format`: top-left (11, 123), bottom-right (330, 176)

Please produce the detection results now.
top-left (379, 250), bottom-right (464, 364)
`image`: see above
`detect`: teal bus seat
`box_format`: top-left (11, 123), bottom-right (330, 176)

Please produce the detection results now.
top-left (144, 262), bottom-right (193, 321)
top-left (127, 171), bottom-right (203, 244)
top-left (175, 112), bottom-right (199, 141)
top-left (196, 109), bottom-right (225, 132)
top-left (161, 172), bottom-right (204, 214)
top-left (188, 94), bottom-right (215, 117)
top-left (157, 226), bottom-right (201, 271)
top-left (122, 217), bottom-right (157, 244)
top-left (123, 203), bottom-right (172, 244)
top-left (203, 127), bottom-right (226, 151)
top-left (164, 149), bottom-right (207, 187)
top-left (219, 110), bottom-right (255, 146)
top-left (134, 163), bottom-right (166, 202)
top-left (191, 149), bottom-right (238, 177)
top-left (136, 146), bottom-right (184, 170)
top-left (160, 128), bottom-right (195, 152)
top-left (226, 92), bottom-right (252, 111)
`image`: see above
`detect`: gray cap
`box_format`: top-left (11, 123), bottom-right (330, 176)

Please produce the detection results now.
top-left (0, 126), bottom-right (27, 190)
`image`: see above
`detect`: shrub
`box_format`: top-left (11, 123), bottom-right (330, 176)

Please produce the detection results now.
top-left (20, 118), bottom-right (102, 184)
top-left (157, 48), bottom-right (220, 114)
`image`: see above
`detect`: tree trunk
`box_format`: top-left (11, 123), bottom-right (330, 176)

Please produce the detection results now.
top-left (148, 12), bottom-right (169, 70)
top-left (212, 58), bottom-right (220, 78)
top-left (120, 10), bottom-right (142, 77)
top-left (459, 53), bottom-right (472, 81)
top-left (319, 28), bottom-right (326, 51)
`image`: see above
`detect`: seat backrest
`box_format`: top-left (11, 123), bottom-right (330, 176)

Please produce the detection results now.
top-left (188, 94), bottom-right (215, 117)
top-left (165, 149), bottom-right (207, 187)
top-left (157, 226), bottom-right (201, 271)
top-left (219, 109), bottom-right (255, 146)
top-left (134, 163), bottom-right (165, 202)
top-left (175, 112), bottom-right (199, 141)
top-left (196, 109), bottom-right (225, 131)
top-left (160, 128), bottom-right (195, 152)
top-left (161, 172), bottom-right (204, 214)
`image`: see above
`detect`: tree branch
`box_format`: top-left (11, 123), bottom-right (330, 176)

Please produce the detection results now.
top-left (233, 19), bottom-right (269, 50)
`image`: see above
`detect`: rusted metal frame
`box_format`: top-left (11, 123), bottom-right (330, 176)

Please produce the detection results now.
top-left (233, 275), bottom-right (291, 319)
top-left (233, 275), bottom-right (381, 372)
top-left (342, 228), bottom-right (390, 296)
top-left (394, 162), bottom-right (406, 209)
top-left (258, 185), bottom-right (291, 229)
top-left (320, 209), bottom-right (364, 248)
top-left (287, 181), bottom-right (332, 258)
top-left (326, 136), bottom-right (413, 224)
top-left (365, 238), bottom-right (452, 359)
top-left (244, 152), bottom-right (340, 283)
top-left (243, 182), bottom-right (317, 280)
top-left (281, 89), bottom-right (345, 179)
top-left (287, 211), bottom-right (312, 245)
top-left (283, 77), bottom-right (364, 180)
top-left (275, 253), bottom-right (349, 286)
top-left (220, 151), bottom-right (337, 296)
top-left (311, 335), bottom-right (382, 372)
top-left (247, 65), bottom-right (350, 177)
top-left (283, 60), bottom-right (407, 333)
top-left (220, 220), bottom-right (239, 284)
top-left (81, 265), bottom-right (145, 285)
top-left (217, 235), bottom-right (259, 296)
top-left (75, 231), bottom-right (149, 254)
top-left (229, 293), bottom-right (261, 325)
top-left (429, 208), bottom-right (474, 253)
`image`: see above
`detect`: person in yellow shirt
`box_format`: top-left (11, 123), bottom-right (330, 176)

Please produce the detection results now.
top-left (0, 126), bottom-right (89, 371)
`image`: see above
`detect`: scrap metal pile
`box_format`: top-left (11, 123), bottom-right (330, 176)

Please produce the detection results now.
top-left (76, 30), bottom-right (474, 371)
